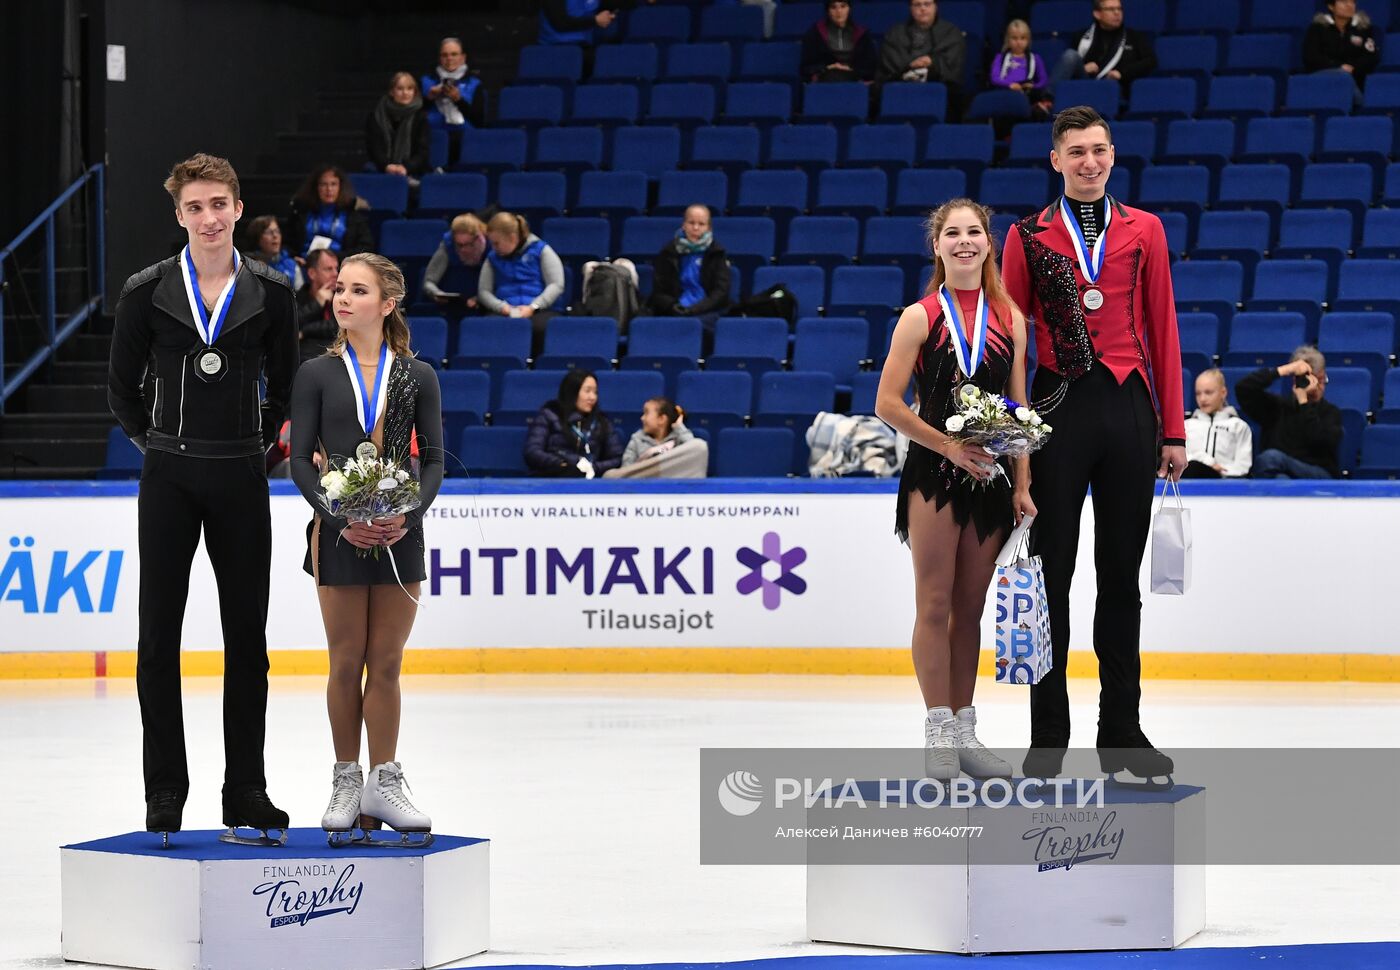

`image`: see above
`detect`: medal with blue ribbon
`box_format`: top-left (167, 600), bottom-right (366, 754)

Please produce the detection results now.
top-left (1059, 196), bottom-right (1112, 311)
top-left (342, 340), bottom-right (394, 461)
top-left (936, 285), bottom-right (990, 380)
top-left (179, 246), bottom-right (240, 382)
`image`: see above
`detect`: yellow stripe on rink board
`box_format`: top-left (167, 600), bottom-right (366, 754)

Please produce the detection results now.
top-left (1, 648), bottom-right (1398, 682)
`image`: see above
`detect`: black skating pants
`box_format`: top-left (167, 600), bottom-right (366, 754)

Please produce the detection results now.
top-left (136, 450), bottom-right (271, 798)
top-left (1027, 363), bottom-right (1159, 747)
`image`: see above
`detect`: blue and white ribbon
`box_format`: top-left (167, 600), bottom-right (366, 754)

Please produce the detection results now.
top-left (1059, 196), bottom-right (1112, 286)
top-left (179, 246), bottom-right (240, 346)
top-left (936, 285), bottom-right (989, 379)
top-left (342, 340), bottom-right (394, 439)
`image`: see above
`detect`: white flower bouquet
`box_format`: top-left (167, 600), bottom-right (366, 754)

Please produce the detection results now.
top-left (319, 455), bottom-right (421, 559)
top-left (944, 384), bottom-right (1053, 459)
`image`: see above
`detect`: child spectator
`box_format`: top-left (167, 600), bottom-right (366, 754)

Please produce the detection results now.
top-left (990, 19), bottom-right (1051, 115)
top-left (1182, 369), bottom-right (1252, 479)
top-left (609, 398), bottom-right (709, 478)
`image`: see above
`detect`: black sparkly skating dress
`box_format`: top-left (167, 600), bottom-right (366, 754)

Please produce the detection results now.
top-left (895, 288), bottom-right (1017, 545)
top-left (290, 350), bottom-right (444, 585)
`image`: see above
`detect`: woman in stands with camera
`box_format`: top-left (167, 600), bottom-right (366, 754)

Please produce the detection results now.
top-left (285, 164), bottom-right (374, 263)
top-left (421, 37), bottom-right (483, 166)
top-left (875, 198), bottom-right (1034, 784)
top-left (477, 212), bottom-right (565, 357)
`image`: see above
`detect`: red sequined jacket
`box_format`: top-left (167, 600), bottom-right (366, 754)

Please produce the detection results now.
top-left (1002, 197), bottom-right (1185, 444)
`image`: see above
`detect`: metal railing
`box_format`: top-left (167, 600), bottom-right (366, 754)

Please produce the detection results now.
top-left (0, 164), bottom-right (106, 414)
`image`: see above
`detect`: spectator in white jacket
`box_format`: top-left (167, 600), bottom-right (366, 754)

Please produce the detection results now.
top-left (1182, 369), bottom-right (1252, 478)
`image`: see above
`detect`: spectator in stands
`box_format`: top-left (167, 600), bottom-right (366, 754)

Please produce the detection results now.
top-left (1303, 0), bottom-right (1380, 89)
top-left (296, 247), bottom-right (341, 362)
top-left (284, 164), bottom-right (373, 262)
top-left (990, 19), bottom-right (1052, 116)
top-left (647, 205), bottom-right (731, 325)
top-left (421, 38), bottom-right (483, 167)
top-left (478, 212), bottom-right (565, 356)
top-left (537, 1), bottom-right (657, 49)
top-left (1182, 369), bottom-right (1252, 479)
top-left (245, 215), bottom-right (302, 291)
top-left (1237, 347), bottom-right (1343, 479)
top-left (422, 213), bottom-right (489, 313)
top-left (366, 72), bottom-right (430, 180)
top-left (876, 0), bottom-right (965, 89)
top-left (524, 369), bottom-right (624, 478)
top-left (801, 0), bottom-right (879, 83)
top-left (607, 397), bottom-right (709, 478)
top-left (1048, 0), bottom-right (1156, 96)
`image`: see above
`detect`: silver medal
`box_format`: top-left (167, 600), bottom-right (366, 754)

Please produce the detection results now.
top-left (355, 440), bottom-right (379, 462)
top-left (197, 350), bottom-right (224, 376)
top-left (1083, 288), bottom-right (1104, 311)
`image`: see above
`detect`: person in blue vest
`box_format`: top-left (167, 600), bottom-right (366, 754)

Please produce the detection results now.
top-left (478, 211), bottom-right (566, 357)
top-left (420, 37), bottom-right (483, 168)
top-left (284, 164), bottom-right (373, 263)
top-left (538, 1), bottom-right (657, 54)
top-left (422, 213), bottom-right (490, 319)
top-left (244, 215), bottom-right (303, 291)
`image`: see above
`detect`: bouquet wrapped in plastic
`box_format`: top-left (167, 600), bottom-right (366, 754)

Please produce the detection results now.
top-left (318, 455), bottom-right (421, 559)
top-left (944, 384), bottom-right (1053, 460)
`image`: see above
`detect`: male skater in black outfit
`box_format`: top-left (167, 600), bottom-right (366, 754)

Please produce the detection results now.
top-left (108, 154), bottom-right (299, 844)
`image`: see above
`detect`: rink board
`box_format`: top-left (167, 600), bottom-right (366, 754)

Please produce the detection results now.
top-left (807, 785), bottom-right (1205, 954)
top-left (60, 828), bottom-right (488, 970)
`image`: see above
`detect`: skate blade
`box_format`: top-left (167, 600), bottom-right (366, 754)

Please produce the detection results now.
top-left (148, 831), bottom-right (176, 849)
top-left (357, 829), bottom-right (434, 848)
top-left (325, 828), bottom-right (365, 848)
top-left (220, 826), bottom-right (289, 847)
top-left (1105, 770), bottom-right (1174, 792)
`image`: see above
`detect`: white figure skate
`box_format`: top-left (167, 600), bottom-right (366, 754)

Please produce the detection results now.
top-left (359, 762), bottom-right (433, 848)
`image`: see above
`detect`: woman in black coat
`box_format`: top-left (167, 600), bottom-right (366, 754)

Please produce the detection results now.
top-left (524, 370), bottom-right (624, 477)
top-left (800, 0), bottom-right (879, 83)
top-left (366, 72), bottom-right (431, 177)
top-left (647, 204), bottom-right (731, 320)
top-left (284, 164), bottom-right (375, 262)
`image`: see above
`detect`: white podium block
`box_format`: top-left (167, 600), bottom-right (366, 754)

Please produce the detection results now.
top-left (61, 828), bottom-right (489, 970)
top-left (807, 783), bottom-right (1204, 954)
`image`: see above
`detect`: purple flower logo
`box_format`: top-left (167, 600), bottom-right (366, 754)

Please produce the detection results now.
top-left (736, 532), bottom-right (807, 610)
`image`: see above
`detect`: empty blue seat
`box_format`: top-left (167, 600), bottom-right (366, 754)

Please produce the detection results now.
top-left (101, 426), bottom-right (142, 478)
top-left (978, 168), bottom-right (1051, 217)
top-left (715, 427), bottom-right (795, 477)
top-left (1161, 119), bottom-right (1236, 172)
top-left (1110, 119), bottom-right (1157, 171)
top-left (656, 170), bottom-right (728, 215)
top-left (417, 173), bottom-right (488, 218)
top-left (380, 219), bottom-right (448, 259)
top-left (1298, 163), bottom-right (1375, 224)
top-left (1319, 314), bottom-right (1395, 389)
top-left (626, 5), bottom-right (692, 43)
top-left (1384, 162), bottom-right (1400, 204)
top-left (780, 216), bottom-right (860, 271)
top-left (1274, 209), bottom-right (1353, 290)
top-left (1203, 75), bottom-right (1276, 119)
top-left (1239, 116), bottom-right (1317, 186)
top-left (496, 86), bottom-right (565, 128)
top-left (815, 168), bottom-right (889, 219)
top-left (802, 83), bottom-right (870, 128)
top-left (537, 316), bottom-right (619, 372)
top-left (766, 124), bottom-right (839, 175)
top-left (1031, 0), bottom-right (1094, 37)
top-left (862, 216), bottom-right (931, 283)
top-left (1336, 260), bottom-right (1400, 317)
top-left (723, 82), bottom-right (792, 126)
top-left (1380, 369), bottom-right (1400, 422)
top-left (533, 126), bottom-right (605, 179)
top-left (677, 370), bottom-right (753, 422)
top-left (1223, 311), bottom-right (1308, 368)
top-left (1054, 79), bottom-right (1121, 120)
top-left (623, 316), bottom-right (702, 392)
top-left (497, 171), bottom-right (567, 222)
top-left (454, 128), bottom-right (528, 174)
top-left (843, 123), bottom-right (917, 177)
top-left (574, 170), bottom-right (648, 218)
top-left (458, 426), bottom-right (529, 478)
top-left (407, 315), bottom-right (448, 368)
top-left (439, 370), bottom-right (491, 445)
top-left (878, 82), bottom-right (949, 128)
top-left (922, 123), bottom-right (995, 179)
top-left (699, 4), bottom-right (764, 43)
top-left (1283, 73), bottom-right (1356, 119)
top-left (1357, 426), bottom-right (1400, 477)
top-left (1247, 260), bottom-right (1329, 332)
top-left (517, 45), bottom-right (584, 86)
top-left (572, 84), bottom-right (640, 127)
top-left (792, 317), bottom-right (868, 388)
top-left (710, 317), bottom-right (789, 385)
top-left (1159, 210), bottom-right (1191, 256)
top-left (1319, 116), bottom-right (1393, 179)
top-left (647, 82), bottom-right (717, 128)
top-left (1155, 35), bottom-right (1220, 83)
top-left (664, 42), bottom-right (733, 85)
top-left (688, 125), bottom-right (762, 177)
top-left (848, 371), bottom-right (884, 415)
top-left (1215, 163), bottom-right (1292, 230)
top-left (1006, 121), bottom-right (1054, 167)
top-left (1171, 0), bottom-right (1241, 35)
top-left (591, 44), bottom-right (659, 84)
top-left (1177, 312), bottom-right (1223, 370)
top-left (1359, 208), bottom-right (1400, 258)
top-left (733, 169), bottom-right (808, 235)
top-left (773, 3), bottom-right (822, 40)
top-left (751, 265), bottom-right (825, 318)
top-left (1360, 73), bottom-right (1400, 114)
top-left (612, 126), bottom-right (681, 181)
top-left (1248, 0), bottom-right (1313, 32)
top-left (542, 217), bottom-right (611, 264)
top-left (619, 216), bottom-right (680, 261)
top-left (349, 173), bottom-right (408, 215)
top-left (737, 39), bottom-right (802, 81)
top-left (1221, 34), bottom-right (1294, 86)
top-left (452, 323), bottom-right (530, 410)
top-left (1172, 259), bottom-right (1245, 327)
top-left (711, 216), bottom-right (776, 280)
top-left (1138, 166), bottom-right (1211, 233)
top-left (1322, 367), bottom-right (1376, 414)
top-left (829, 267), bottom-right (904, 347)
top-left (753, 371), bottom-right (837, 469)
top-left (862, 1), bottom-right (911, 34)
top-left (496, 369), bottom-right (571, 425)
top-left (893, 169), bottom-right (968, 215)
top-left (1192, 210), bottom-right (1271, 275)
top-left (1125, 77), bottom-right (1197, 120)
top-left (966, 89), bottom-right (1031, 123)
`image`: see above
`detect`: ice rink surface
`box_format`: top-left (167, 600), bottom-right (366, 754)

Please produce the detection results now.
top-left (2, 673), bottom-right (1398, 968)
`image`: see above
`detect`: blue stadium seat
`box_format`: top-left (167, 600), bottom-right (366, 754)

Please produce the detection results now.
top-left (861, 2), bottom-right (910, 34)
top-left (439, 370), bottom-right (491, 447)
top-left (496, 86), bottom-right (565, 128)
top-left (533, 127), bottom-right (605, 188)
top-left (495, 369), bottom-right (571, 426)
top-left (766, 124), bottom-right (839, 177)
top-left (1171, 0), bottom-right (1241, 36)
top-left (1192, 210), bottom-right (1271, 276)
top-left (1222, 311), bottom-right (1308, 368)
top-left (1336, 260), bottom-right (1400, 318)
top-left (497, 171), bottom-right (567, 225)
top-left (1155, 35), bottom-right (1220, 85)
top-left (751, 265), bottom-right (825, 318)
top-left (966, 89), bottom-right (1031, 124)
top-left (792, 317), bottom-right (869, 390)
top-left (723, 82), bottom-right (792, 127)
top-left (622, 316), bottom-right (701, 395)
top-left (815, 168), bottom-right (889, 219)
top-left (1125, 77), bottom-right (1197, 121)
top-left (543, 217), bottom-right (611, 266)
top-left (1357, 426), bottom-right (1400, 478)
top-left (591, 44), bottom-right (660, 85)
top-left (1384, 162), bottom-right (1400, 204)
top-left (1031, 0), bottom-right (1095, 37)
top-left (1158, 210), bottom-right (1190, 257)
top-left (733, 169), bottom-right (808, 239)
top-left (572, 84), bottom-right (641, 128)
top-left (716, 427), bottom-right (795, 477)
top-left (1321, 367), bottom-right (1377, 414)
top-left (1248, 0), bottom-right (1313, 33)
top-left (699, 4), bottom-right (764, 43)
top-left (1203, 75), bottom-right (1276, 120)
top-left (1215, 163), bottom-right (1292, 232)
top-left (1172, 259), bottom-right (1245, 328)
top-left (349, 173), bottom-right (408, 215)
top-left (892, 169), bottom-right (968, 215)
top-left (1054, 79), bottom-right (1121, 120)
top-left (1246, 260), bottom-right (1329, 332)
top-left (1319, 116), bottom-right (1393, 181)
top-left (612, 126), bottom-right (681, 181)
top-left (753, 371), bottom-right (837, 471)
top-left (802, 83), bottom-right (870, 129)
top-left (574, 170), bottom-right (648, 220)
top-left (1238, 116), bottom-right (1317, 189)
top-left (1297, 163), bottom-right (1375, 224)
top-left (978, 168), bottom-right (1051, 217)
top-left (828, 266), bottom-right (905, 330)
top-left (1138, 166), bottom-right (1211, 234)
top-left (780, 216), bottom-right (861, 272)
top-left (1319, 313), bottom-right (1394, 389)
top-left (647, 82), bottom-right (717, 129)
top-left (453, 129), bottom-right (528, 175)
top-left (1283, 73), bottom-right (1356, 119)
top-left (536, 316), bottom-right (619, 372)
top-left (517, 45), bottom-right (584, 87)
top-left (1379, 370), bottom-right (1400, 423)
top-left (922, 124), bottom-right (995, 180)
top-left (1160, 119), bottom-right (1236, 175)
top-left (618, 216), bottom-right (679, 261)
top-left (878, 82), bottom-right (950, 130)
top-left (380, 219), bottom-right (448, 259)
top-left (1006, 121), bottom-right (1054, 167)
top-left (773, 3), bottom-right (822, 40)
top-left (709, 317), bottom-right (788, 386)
top-left (1358, 207), bottom-right (1400, 258)
top-left (458, 426), bottom-right (529, 478)
top-left (625, 5), bottom-right (692, 43)
top-left (1110, 120), bottom-right (1158, 175)
top-left (848, 371), bottom-right (884, 415)
top-left (452, 320), bottom-right (531, 405)
top-left (1274, 209), bottom-right (1353, 293)
top-left (676, 371), bottom-right (751, 436)
top-left (862, 215), bottom-right (930, 283)
top-left (407, 315), bottom-right (448, 369)
top-left (688, 125), bottom-right (762, 180)
top-left (842, 123), bottom-right (917, 183)
top-left (101, 426), bottom-right (142, 479)
top-left (664, 42), bottom-right (733, 87)
top-left (737, 39), bottom-right (802, 84)
top-left (711, 216), bottom-right (776, 280)
top-left (1360, 73), bottom-right (1400, 115)
top-left (417, 173), bottom-right (489, 220)
top-left (655, 170), bottom-right (729, 215)
top-left (596, 371), bottom-right (665, 436)
top-left (1177, 312), bottom-right (1223, 373)
top-left (1221, 34), bottom-right (1294, 87)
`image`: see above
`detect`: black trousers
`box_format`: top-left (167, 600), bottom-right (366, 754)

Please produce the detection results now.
top-left (136, 450), bottom-right (272, 798)
top-left (1027, 363), bottom-right (1159, 746)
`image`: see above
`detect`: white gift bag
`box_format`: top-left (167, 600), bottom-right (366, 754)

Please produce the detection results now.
top-left (1150, 477), bottom-right (1192, 595)
top-left (993, 515), bottom-right (1054, 684)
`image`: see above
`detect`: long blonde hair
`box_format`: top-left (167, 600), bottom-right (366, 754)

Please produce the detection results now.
top-left (922, 198), bottom-right (1015, 328)
top-left (328, 253), bottom-right (414, 358)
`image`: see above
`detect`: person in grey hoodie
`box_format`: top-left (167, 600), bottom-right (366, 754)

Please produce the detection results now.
top-left (1182, 368), bottom-right (1252, 479)
top-left (621, 397), bottom-right (695, 466)
top-left (876, 0), bottom-right (966, 89)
